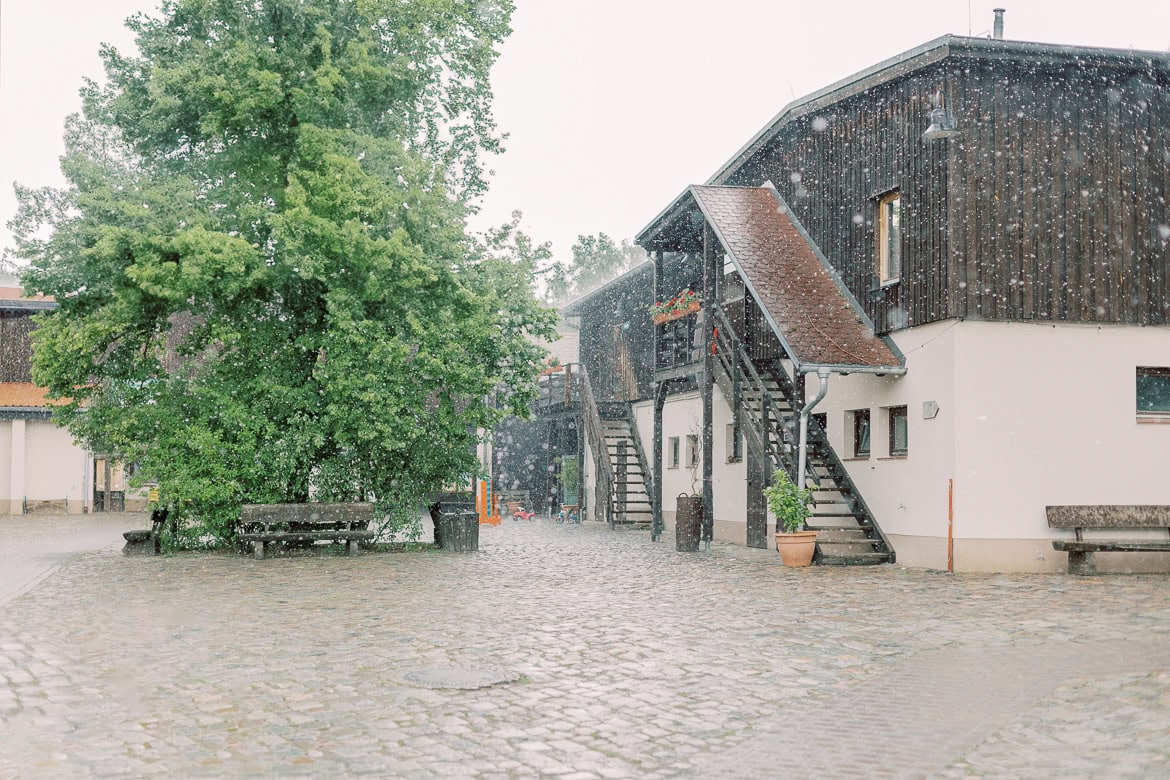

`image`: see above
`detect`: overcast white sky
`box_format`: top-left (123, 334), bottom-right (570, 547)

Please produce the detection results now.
top-left (2, 0), bottom-right (1169, 269)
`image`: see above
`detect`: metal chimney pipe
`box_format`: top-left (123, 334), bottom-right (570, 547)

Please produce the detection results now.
top-left (993, 8), bottom-right (1005, 39)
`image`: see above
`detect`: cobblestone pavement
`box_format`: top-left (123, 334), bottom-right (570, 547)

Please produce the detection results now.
top-left (2, 514), bottom-right (1170, 778)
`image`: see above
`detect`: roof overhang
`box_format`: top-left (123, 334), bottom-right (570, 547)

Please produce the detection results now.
top-left (638, 34), bottom-right (1170, 246)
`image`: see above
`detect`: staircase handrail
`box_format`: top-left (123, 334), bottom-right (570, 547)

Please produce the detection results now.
top-left (577, 364), bottom-right (615, 527)
top-left (713, 305), bottom-right (895, 560)
top-left (615, 403), bottom-right (655, 509)
top-left (712, 305), bottom-right (796, 476)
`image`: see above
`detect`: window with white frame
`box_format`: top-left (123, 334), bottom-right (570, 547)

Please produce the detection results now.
top-left (668, 436), bottom-right (680, 469)
top-left (876, 190), bottom-right (901, 285)
top-left (887, 405), bottom-right (908, 456)
top-left (847, 409), bottom-right (871, 458)
top-left (1137, 367), bottom-right (1170, 419)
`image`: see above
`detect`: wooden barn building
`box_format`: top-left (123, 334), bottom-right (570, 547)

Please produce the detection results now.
top-left (563, 30), bottom-right (1170, 572)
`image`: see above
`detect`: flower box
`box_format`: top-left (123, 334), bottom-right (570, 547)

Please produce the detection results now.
top-left (652, 300), bottom-right (701, 325)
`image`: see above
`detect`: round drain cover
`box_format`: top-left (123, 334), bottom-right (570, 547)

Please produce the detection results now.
top-left (401, 666), bottom-right (521, 690)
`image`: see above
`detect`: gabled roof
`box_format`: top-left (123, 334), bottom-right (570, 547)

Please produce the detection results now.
top-left (690, 184), bottom-right (903, 374)
top-left (638, 34), bottom-right (1170, 246)
top-left (560, 260), bottom-right (653, 317)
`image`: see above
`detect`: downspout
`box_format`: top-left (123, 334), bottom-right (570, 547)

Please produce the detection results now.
top-left (797, 367), bottom-right (831, 489)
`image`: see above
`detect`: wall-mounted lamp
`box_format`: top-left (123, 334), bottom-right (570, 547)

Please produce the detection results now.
top-left (922, 90), bottom-right (960, 141)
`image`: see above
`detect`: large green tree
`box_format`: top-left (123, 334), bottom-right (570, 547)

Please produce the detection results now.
top-left (10, 0), bottom-right (555, 543)
top-left (540, 232), bottom-right (644, 304)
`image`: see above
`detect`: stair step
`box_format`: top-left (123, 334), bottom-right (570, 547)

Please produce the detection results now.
top-left (814, 528), bottom-right (876, 544)
top-left (816, 551), bottom-right (891, 566)
top-left (805, 521), bottom-right (869, 531)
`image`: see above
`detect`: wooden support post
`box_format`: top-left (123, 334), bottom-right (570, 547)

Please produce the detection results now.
top-left (701, 224), bottom-right (715, 547)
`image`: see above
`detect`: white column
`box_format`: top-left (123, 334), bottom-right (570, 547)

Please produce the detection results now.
top-left (9, 418), bottom-right (26, 514)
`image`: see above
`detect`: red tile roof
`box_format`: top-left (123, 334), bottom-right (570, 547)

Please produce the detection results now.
top-left (691, 185), bottom-right (903, 372)
top-left (0, 383), bottom-right (67, 408)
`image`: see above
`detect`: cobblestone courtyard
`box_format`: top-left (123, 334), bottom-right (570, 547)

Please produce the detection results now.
top-left (2, 513), bottom-right (1170, 778)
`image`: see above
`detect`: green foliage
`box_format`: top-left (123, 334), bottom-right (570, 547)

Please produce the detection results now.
top-left (11, 0), bottom-right (555, 547)
top-left (763, 468), bottom-right (812, 534)
top-left (540, 232), bottom-right (644, 304)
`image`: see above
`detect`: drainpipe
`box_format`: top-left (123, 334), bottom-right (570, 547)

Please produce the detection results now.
top-left (797, 368), bottom-right (831, 489)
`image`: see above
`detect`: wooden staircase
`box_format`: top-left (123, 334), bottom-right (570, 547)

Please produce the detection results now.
top-left (713, 305), bottom-right (894, 565)
top-left (578, 366), bottom-right (656, 530)
top-left (599, 410), bottom-right (655, 529)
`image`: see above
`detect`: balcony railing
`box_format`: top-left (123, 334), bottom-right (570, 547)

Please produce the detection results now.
top-left (655, 314), bottom-right (702, 374)
top-left (533, 363), bottom-right (581, 415)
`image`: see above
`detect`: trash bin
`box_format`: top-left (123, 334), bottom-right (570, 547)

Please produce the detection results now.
top-left (676, 493), bottom-right (702, 552)
top-left (435, 508), bottom-right (479, 552)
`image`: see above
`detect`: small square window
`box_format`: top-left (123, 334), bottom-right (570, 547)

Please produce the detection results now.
top-left (888, 406), bottom-right (908, 456)
top-left (876, 191), bottom-right (901, 285)
top-left (668, 436), bottom-right (680, 469)
top-left (1137, 367), bottom-right (1170, 415)
top-left (849, 409), bottom-right (871, 458)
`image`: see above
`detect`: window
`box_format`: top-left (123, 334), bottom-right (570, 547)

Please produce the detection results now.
top-left (725, 423), bottom-right (742, 462)
top-left (686, 434), bottom-right (700, 468)
top-left (1137, 367), bottom-right (1170, 417)
top-left (877, 191), bottom-right (901, 285)
top-left (668, 436), bottom-right (680, 469)
top-left (888, 406), bottom-right (908, 456)
top-left (849, 409), bottom-right (871, 458)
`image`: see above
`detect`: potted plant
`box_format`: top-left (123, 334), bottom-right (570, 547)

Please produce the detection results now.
top-left (538, 356), bottom-right (562, 376)
top-left (764, 468), bottom-right (818, 567)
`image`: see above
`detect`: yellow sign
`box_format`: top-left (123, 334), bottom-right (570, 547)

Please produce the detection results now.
top-left (148, 487), bottom-right (160, 503)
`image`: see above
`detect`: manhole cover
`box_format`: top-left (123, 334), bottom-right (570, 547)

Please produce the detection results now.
top-left (401, 666), bottom-right (521, 690)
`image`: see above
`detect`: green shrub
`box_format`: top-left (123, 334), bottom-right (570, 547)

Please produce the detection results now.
top-left (763, 468), bottom-right (811, 534)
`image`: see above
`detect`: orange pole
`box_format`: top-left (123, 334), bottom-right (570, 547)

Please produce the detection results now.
top-left (947, 478), bottom-right (954, 574)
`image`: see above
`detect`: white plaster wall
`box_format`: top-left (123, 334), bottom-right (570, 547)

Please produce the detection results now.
top-left (813, 319), bottom-right (1170, 572)
top-left (582, 436), bottom-right (597, 522)
top-left (651, 392), bottom-right (704, 508)
top-left (809, 318), bottom-right (959, 568)
top-left (953, 320), bottom-right (1170, 538)
top-left (632, 387), bottom-right (748, 535)
top-left (25, 420), bottom-right (87, 506)
top-left (0, 420), bottom-right (11, 501)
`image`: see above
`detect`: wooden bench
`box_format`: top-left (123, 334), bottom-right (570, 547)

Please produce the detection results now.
top-left (238, 503), bottom-right (375, 560)
top-left (1047, 505), bottom-right (1170, 575)
top-left (122, 508), bottom-right (169, 555)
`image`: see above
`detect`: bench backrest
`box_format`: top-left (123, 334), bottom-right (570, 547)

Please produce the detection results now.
top-left (240, 502), bottom-right (374, 526)
top-left (1046, 505), bottom-right (1170, 529)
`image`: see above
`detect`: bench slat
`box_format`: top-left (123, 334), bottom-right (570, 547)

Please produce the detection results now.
top-left (240, 502), bottom-right (374, 526)
top-left (1046, 505), bottom-right (1170, 529)
top-left (238, 530), bottom-right (375, 543)
top-left (1052, 540), bottom-right (1170, 553)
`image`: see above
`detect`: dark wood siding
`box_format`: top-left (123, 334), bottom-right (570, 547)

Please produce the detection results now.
top-left (575, 266), bottom-right (655, 403)
top-left (0, 311), bottom-right (36, 382)
top-left (947, 58), bottom-right (1170, 324)
top-left (723, 54), bottom-right (1170, 331)
top-left (727, 68), bottom-right (951, 334)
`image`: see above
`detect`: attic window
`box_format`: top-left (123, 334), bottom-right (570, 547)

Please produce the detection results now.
top-left (876, 191), bottom-right (901, 285)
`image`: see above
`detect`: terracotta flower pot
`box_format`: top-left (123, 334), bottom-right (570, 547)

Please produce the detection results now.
top-left (775, 530), bottom-right (818, 567)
